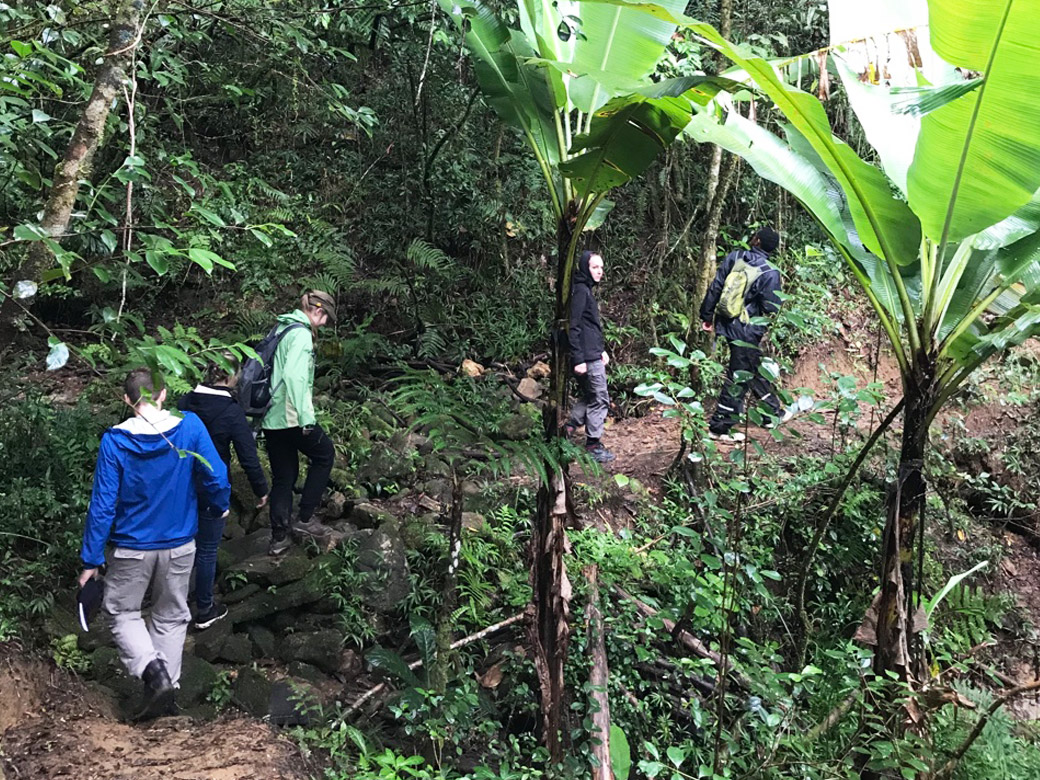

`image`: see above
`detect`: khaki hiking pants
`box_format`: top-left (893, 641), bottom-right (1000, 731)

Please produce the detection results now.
top-left (103, 541), bottom-right (195, 684)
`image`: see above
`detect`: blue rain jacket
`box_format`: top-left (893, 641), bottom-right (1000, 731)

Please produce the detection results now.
top-left (80, 410), bottom-right (230, 567)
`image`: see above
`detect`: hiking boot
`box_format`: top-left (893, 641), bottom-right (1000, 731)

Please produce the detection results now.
top-left (709, 430), bottom-right (746, 443)
top-left (194, 602), bottom-right (229, 630)
top-left (135, 658), bottom-right (175, 722)
top-left (763, 407), bottom-right (796, 430)
top-left (560, 423), bottom-right (578, 441)
top-left (292, 519), bottom-right (332, 542)
top-left (585, 443), bottom-right (616, 463)
top-left (268, 535), bottom-right (292, 556)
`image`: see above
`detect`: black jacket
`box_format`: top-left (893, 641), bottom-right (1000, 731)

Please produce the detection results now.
top-left (178, 385), bottom-right (269, 498)
top-left (568, 252), bottom-right (606, 367)
top-left (700, 247), bottom-right (782, 343)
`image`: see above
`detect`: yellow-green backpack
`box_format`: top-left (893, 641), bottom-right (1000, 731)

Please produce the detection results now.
top-left (718, 255), bottom-right (764, 322)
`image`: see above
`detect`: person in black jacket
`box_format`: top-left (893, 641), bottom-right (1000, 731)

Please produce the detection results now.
top-left (563, 251), bottom-right (615, 463)
top-left (700, 227), bottom-right (787, 442)
top-left (178, 357), bottom-right (269, 629)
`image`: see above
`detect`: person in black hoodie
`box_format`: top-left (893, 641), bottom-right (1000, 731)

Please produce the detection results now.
top-left (564, 250), bottom-right (615, 463)
top-left (178, 357), bottom-right (269, 629)
top-left (700, 226), bottom-right (787, 442)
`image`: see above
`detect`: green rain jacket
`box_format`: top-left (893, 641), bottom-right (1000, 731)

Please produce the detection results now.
top-left (261, 310), bottom-right (316, 430)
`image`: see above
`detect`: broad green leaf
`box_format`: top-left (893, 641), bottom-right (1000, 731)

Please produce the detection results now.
top-left (974, 189), bottom-right (1040, 250)
top-left (907, 0), bottom-right (1040, 243)
top-left (441, 0), bottom-right (564, 206)
top-left (145, 250), bottom-right (170, 276)
top-left (569, 0), bottom-right (685, 112)
top-left (14, 223), bottom-right (48, 241)
top-left (831, 58), bottom-right (920, 196)
top-left (925, 560), bottom-right (987, 615)
top-left (367, 646), bottom-right (422, 688)
top-left (46, 340), bottom-right (69, 371)
top-left (188, 247), bottom-right (235, 273)
top-left (561, 94), bottom-right (692, 199)
top-left (409, 615), bottom-right (437, 668)
top-left (688, 20), bottom-right (923, 268)
top-left (610, 724), bottom-right (632, 780)
top-left (583, 197), bottom-right (614, 230)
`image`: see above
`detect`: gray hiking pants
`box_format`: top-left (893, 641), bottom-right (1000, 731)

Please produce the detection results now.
top-left (568, 358), bottom-right (609, 440)
top-left (103, 541), bottom-right (195, 684)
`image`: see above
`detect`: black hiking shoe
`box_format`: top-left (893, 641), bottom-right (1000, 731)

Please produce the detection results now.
top-left (292, 519), bottom-right (332, 542)
top-left (136, 658), bottom-right (175, 722)
top-left (268, 535), bottom-right (292, 556)
top-left (194, 602), bottom-right (229, 630)
top-left (560, 423), bottom-right (578, 441)
top-left (585, 443), bottom-right (616, 463)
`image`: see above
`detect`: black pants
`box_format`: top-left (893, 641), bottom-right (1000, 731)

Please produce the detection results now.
top-left (265, 425), bottom-right (335, 540)
top-left (709, 341), bottom-right (780, 434)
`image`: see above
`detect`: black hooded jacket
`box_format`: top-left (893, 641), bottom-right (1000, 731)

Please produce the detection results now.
top-left (568, 251), bottom-right (606, 367)
top-left (699, 246), bottom-right (782, 343)
top-left (177, 385), bottom-right (269, 498)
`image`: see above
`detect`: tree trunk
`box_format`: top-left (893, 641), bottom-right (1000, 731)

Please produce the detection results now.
top-left (432, 469), bottom-right (464, 694)
top-left (585, 565), bottom-right (614, 780)
top-left (528, 204), bottom-right (579, 763)
top-left (683, 0), bottom-right (736, 358)
top-left (874, 377), bottom-right (932, 685)
top-left (0, 0), bottom-right (141, 338)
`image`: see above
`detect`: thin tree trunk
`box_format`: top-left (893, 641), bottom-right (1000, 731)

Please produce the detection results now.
top-left (684, 0), bottom-right (735, 359)
top-left (529, 204), bottom-right (579, 763)
top-left (586, 565), bottom-right (614, 780)
top-left (1, 0), bottom-right (141, 338)
top-left (431, 468), bottom-right (464, 694)
top-left (874, 373), bottom-right (933, 686)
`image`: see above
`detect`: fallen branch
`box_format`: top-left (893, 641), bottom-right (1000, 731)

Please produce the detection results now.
top-left (346, 612), bottom-right (525, 716)
top-left (586, 566), bottom-right (614, 780)
top-left (807, 693), bottom-right (856, 741)
top-left (613, 586), bottom-right (752, 692)
top-left (934, 678), bottom-right (1040, 779)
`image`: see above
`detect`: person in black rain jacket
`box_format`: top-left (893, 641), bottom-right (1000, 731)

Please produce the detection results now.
top-left (178, 357), bottom-right (269, 629)
top-left (700, 227), bottom-right (786, 442)
top-left (564, 250), bottom-right (615, 463)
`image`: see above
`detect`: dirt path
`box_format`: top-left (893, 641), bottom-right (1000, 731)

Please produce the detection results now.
top-left (0, 651), bottom-right (313, 780)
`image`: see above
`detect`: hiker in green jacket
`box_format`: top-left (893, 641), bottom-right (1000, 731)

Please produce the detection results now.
top-left (263, 290), bottom-right (337, 556)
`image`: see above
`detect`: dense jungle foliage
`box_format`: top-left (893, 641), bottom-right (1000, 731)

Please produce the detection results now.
top-left (3, 0), bottom-right (1040, 779)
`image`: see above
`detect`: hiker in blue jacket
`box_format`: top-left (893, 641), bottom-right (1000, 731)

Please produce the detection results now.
top-left (700, 227), bottom-right (788, 442)
top-left (79, 368), bottom-right (230, 720)
top-left (178, 355), bottom-right (269, 631)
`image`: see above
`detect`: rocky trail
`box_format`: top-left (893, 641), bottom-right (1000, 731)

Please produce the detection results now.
top-left (4, 336), bottom-right (1040, 778)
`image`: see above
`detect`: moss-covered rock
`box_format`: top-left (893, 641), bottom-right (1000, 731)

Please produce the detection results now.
top-left (247, 624), bottom-right (276, 659)
top-left (178, 655), bottom-right (219, 707)
top-left (231, 666), bottom-right (273, 718)
top-left (276, 629), bottom-right (344, 674)
top-left (218, 633), bottom-right (253, 664)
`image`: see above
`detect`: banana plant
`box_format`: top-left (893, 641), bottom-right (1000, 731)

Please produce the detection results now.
top-left (439, 0), bottom-right (736, 758)
top-left (663, 0), bottom-right (1040, 686)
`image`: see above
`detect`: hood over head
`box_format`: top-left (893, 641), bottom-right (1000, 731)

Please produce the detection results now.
top-left (109, 408), bottom-right (186, 459)
top-left (573, 250), bottom-right (598, 287)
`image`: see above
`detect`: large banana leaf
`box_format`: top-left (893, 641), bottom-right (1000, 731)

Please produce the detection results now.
top-left (569, 0), bottom-right (686, 113)
top-left (517, 0), bottom-right (683, 113)
top-left (939, 230), bottom-right (1040, 357)
top-left (830, 57), bottom-right (936, 198)
top-left (906, 0), bottom-right (1040, 244)
top-left (684, 23), bottom-right (924, 271)
top-left (560, 94), bottom-right (693, 198)
top-left (975, 189), bottom-right (1040, 250)
top-left (441, 0), bottom-right (564, 205)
